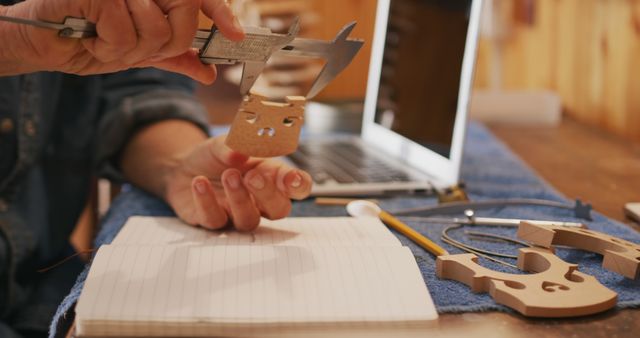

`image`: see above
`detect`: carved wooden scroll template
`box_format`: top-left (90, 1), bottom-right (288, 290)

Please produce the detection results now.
top-left (226, 94), bottom-right (306, 157)
top-left (436, 247), bottom-right (617, 317)
top-left (517, 222), bottom-right (640, 279)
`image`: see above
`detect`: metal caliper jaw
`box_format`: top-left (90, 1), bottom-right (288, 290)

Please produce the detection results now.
top-left (193, 19), bottom-right (363, 98)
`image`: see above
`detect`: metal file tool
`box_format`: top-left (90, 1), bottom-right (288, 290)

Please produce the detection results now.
top-left (0, 15), bottom-right (96, 38)
top-left (0, 15), bottom-right (364, 98)
top-left (412, 209), bottom-right (586, 228)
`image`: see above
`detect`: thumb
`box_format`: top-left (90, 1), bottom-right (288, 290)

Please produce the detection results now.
top-left (208, 135), bottom-right (250, 168)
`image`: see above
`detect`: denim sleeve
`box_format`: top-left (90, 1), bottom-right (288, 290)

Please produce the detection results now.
top-left (95, 68), bottom-right (210, 183)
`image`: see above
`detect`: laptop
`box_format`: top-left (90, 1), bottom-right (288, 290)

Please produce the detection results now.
top-left (288, 0), bottom-right (483, 196)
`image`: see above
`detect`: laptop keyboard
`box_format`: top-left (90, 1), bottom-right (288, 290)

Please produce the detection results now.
top-left (288, 141), bottom-right (411, 184)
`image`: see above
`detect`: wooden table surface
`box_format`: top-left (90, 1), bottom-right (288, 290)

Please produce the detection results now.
top-left (196, 81), bottom-right (639, 337)
top-left (427, 119), bottom-right (639, 338)
top-left (489, 119), bottom-right (640, 228)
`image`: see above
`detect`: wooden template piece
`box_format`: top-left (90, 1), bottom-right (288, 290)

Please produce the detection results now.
top-left (517, 222), bottom-right (640, 279)
top-left (436, 247), bottom-right (618, 317)
top-left (226, 94), bottom-right (306, 157)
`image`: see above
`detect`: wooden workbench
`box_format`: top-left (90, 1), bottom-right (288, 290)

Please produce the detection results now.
top-left (197, 80), bottom-right (639, 337)
top-left (429, 119), bottom-right (639, 338)
top-left (489, 119), bottom-right (640, 228)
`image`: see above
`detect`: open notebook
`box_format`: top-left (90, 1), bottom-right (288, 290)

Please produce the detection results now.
top-left (75, 216), bottom-right (438, 337)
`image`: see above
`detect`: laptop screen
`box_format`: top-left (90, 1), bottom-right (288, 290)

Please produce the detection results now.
top-left (373, 0), bottom-right (473, 158)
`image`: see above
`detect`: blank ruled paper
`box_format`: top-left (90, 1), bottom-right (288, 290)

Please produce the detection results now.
top-left (75, 217), bottom-right (438, 337)
top-left (112, 216), bottom-right (402, 247)
top-left (76, 245), bottom-right (436, 336)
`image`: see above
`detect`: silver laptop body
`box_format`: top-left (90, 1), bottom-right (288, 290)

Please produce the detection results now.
top-left (289, 0), bottom-right (483, 196)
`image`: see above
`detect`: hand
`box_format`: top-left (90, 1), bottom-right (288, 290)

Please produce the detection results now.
top-left (164, 135), bottom-right (313, 231)
top-left (1, 0), bottom-right (244, 83)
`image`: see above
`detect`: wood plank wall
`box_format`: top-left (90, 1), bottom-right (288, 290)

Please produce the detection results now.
top-left (315, 0), bottom-right (640, 141)
top-left (310, 0), bottom-right (377, 101)
top-left (210, 1), bottom-right (640, 141)
top-left (475, 0), bottom-right (640, 142)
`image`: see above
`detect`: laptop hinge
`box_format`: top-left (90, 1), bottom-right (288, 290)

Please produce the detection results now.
top-left (436, 182), bottom-right (469, 203)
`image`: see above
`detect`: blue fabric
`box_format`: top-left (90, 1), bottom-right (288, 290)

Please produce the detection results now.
top-left (49, 122), bottom-right (640, 337)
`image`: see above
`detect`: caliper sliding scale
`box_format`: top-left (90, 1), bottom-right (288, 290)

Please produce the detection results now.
top-left (193, 19), bottom-right (363, 98)
top-left (0, 15), bottom-right (364, 98)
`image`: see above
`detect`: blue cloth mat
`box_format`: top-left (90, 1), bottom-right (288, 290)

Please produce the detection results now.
top-left (49, 122), bottom-right (640, 337)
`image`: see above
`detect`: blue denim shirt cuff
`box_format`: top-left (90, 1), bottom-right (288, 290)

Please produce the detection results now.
top-left (95, 90), bottom-right (209, 183)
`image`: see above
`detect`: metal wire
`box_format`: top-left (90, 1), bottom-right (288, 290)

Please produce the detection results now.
top-left (0, 14), bottom-right (67, 31)
top-left (442, 225), bottom-right (521, 259)
top-left (464, 230), bottom-right (531, 248)
top-left (440, 235), bottom-right (518, 269)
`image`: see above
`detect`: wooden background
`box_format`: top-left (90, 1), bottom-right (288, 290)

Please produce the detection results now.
top-left (307, 0), bottom-right (640, 142)
top-left (199, 0), bottom-right (640, 141)
top-left (475, 0), bottom-right (640, 142)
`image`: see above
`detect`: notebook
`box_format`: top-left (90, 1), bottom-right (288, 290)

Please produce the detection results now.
top-left (75, 216), bottom-right (438, 337)
top-left (288, 0), bottom-right (483, 196)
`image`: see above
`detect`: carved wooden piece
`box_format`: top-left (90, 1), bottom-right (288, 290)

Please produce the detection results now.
top-left (226, 94), bottom-right (305, 157)
top-left (436, 247), bottom-right (618, 317)
top-left (517, 222), bottom-right (640, 279)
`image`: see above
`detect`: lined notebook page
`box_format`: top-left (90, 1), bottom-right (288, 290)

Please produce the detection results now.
top-left (76, 244), bottom-right (436, 337)
top-left (112, 216), bottom-right (402, 247)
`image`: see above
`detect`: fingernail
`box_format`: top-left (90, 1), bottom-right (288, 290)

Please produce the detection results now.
top-left (195, 180), bottom-right (207, 194)
top-left (226, 173), bottom-right (241, 189)
top-left (249, 174), bottom-right (265, 190)
top-left (291, 173), bottom-right (302, 188)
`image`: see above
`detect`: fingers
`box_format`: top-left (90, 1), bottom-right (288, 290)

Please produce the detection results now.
top-left (191, 176), bottom-right (228, 229)
top-left (27, 0), bottom-right (245, 78)
top-left (280, 169), bottom-right (313, 200)
top-left (192, 169), bottom-right (286, 232)
top-left (83, 0), bottom-right (204, 66)
top-left (184, 141), bottom-right (311, 232)
top-left (82, 0), bottom-right (137, 63)
top-left (144, 49), bottom-right (218, 84)
top-left (121, 0), bottom-right (172, 65)
top-left (154, 0), bottom-right (200, 58)
top-left (222, 169), bottom-right (261, 231)
top-left (257, 159), bottom-right (313, 200)
top-left (201, 0), bottom-right (245, 41)
top-left (244, 170), bottom-right (292, 220)
top-left (207, 136), bottom-right (251, 168)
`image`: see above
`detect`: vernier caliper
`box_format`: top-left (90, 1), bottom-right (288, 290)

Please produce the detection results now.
top-left (0, 15), bottom-right (363, 98)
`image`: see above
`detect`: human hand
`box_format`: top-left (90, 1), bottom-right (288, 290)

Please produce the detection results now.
top-left (164, 135), bottom-right (313, 231)
top-left (1, 0), bottom-right (244, 83)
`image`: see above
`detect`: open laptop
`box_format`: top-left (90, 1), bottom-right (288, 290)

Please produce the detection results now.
top-left (288, 0), bottom-right (483, 196)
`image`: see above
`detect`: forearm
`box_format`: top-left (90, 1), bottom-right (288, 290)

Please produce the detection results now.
top-left (120, 119), bottom-right (208, 200)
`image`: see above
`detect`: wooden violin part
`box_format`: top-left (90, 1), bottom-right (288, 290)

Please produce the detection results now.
top-left (226, 94), bottom-right (305, 157)
top-left (436, 247), bottom-right (617, 317)
top-left (517, 222), bottom-right (640, 279)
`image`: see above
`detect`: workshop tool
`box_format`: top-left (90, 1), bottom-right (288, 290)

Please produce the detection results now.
top-left (440, 223), bottom-right (529, 265)
top-left (314, 197), bottom-right (380, 206)
top-left (517, 222), bottom-right (640, 279)
top-left (346, 200), bottom-right (449, 256)
top-left (624, 202), bottom-right (640, 223)
top-left (346, 200), bottom-right (618, 317)
top-left (0, 15), bottom-right (95, 38)
top-left (225, 94), bottom-right (306, 157)
top-left (392, 198), bottom-right (593, 221)
top-left (402, 209), bottom-right (585, 228)
top-left (436, 247), bottom-right (618, 317)
top-left (0, 15), bottom-right (364, 98)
